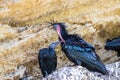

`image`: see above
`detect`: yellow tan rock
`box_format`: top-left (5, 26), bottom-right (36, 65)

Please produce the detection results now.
top-left (0, 0), bottom-right (120, 79)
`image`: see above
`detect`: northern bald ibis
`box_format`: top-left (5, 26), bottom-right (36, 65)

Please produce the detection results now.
top-left (38, 42), bottom-right (59, 77)
top-left (51, 23), bottom-right (108, 75)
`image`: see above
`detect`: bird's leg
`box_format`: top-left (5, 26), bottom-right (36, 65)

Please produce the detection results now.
top-left (44, 70), bottom-right (49, 77)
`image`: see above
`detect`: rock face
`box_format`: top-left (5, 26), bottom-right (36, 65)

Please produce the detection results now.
top-left (0, 0), bottom-right (120, 79)
top-left (42, 66), bottom-right (103, 80)
top-left (42, 61), bottom-right (120, 80)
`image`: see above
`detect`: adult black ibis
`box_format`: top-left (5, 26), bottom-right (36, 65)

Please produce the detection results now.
top-left (105, 37), bottom-right (120, 57)
top-left (38, 42), bottom-right (59, 77)
top-left (51, 23), bottom-right (108, 75)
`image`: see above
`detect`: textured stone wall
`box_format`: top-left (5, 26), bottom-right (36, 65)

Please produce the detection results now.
top-left (42, 62), bottom-right (120, 80)
top-left (0, 0), bottom-right (120, 79)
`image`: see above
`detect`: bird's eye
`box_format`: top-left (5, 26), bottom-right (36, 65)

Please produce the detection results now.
top-left (53, 24), bottom-right (58, 28)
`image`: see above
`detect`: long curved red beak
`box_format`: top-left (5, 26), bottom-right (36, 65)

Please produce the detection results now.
top-left (56, 25), bottom-right (65, 43)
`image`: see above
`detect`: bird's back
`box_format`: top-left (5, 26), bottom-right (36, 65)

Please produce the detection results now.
top-left (105, 37), bottom-right (120, 57)
top-left (61, 34), bottom-right (108, 75)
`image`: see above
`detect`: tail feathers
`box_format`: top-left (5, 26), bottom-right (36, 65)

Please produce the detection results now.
top-left (81, 59), bottom-right (109, 75)
top-left (99, 65), bottom-right (109, 75)
top-left (94, 61), bottom-right (109, 75)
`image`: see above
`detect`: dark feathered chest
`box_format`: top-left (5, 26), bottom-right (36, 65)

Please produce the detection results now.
top-left (39, 48), bottom-right (56, 59)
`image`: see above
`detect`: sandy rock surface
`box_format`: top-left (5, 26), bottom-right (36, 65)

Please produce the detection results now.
top-left (42, 61), bottom-right (120, 80)
top-left (0, 0), bottom-right (120, 79)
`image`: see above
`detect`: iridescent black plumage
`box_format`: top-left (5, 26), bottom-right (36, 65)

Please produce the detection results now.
top-left (52, 23), bottom-right (108, 75)
top-left (38, 42), bottom-right (59, 77)
top-left (105, 37), bottom-right (120, 57)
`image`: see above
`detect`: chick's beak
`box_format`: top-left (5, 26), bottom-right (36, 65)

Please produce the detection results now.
top-left (54, 41), bottom-right (60, 46)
